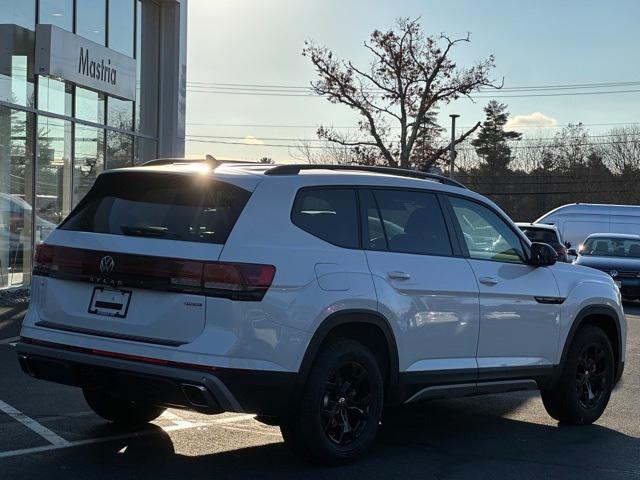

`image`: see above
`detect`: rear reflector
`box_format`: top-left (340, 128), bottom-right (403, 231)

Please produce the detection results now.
top-left (33, 244), bottom-right (275, 301)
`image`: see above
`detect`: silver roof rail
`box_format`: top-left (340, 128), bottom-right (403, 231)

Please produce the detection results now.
top-left (263, 164), bottom-right (467, 189)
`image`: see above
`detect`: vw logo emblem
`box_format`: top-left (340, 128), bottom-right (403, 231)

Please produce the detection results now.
top-left (609, 270), bottom-right (618, 278)
top-left (99, 256), bottom-right (115, 275)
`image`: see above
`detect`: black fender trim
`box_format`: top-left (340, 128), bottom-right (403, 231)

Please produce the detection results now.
top-left (295, 309), bottom-right (400, 405)
top-left (558, 304), bottom-right (624, 384)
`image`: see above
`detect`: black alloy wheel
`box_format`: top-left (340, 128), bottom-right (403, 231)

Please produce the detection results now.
top-left (575, 343), bottom-right (609, 410)
top-left (540, 325), bottom-right (614, 425)
top-left (280, 338), bottom-right (383, 465)
top-left (321, 360), bottom-right (372, 446)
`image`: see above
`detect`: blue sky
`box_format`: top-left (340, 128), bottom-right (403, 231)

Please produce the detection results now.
top-left (185, 0), bottom-right (640, 161)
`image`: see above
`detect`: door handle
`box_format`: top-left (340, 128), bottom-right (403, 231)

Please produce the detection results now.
top-left (478, 276), bottom-right (498, 286)
top-left (387, 271), bottom-right (411, 280)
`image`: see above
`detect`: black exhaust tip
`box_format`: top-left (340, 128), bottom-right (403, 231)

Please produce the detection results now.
top-left (17, 354), bottom-right (34, 376)
top-left (181, 383), bottom-right (211, 408)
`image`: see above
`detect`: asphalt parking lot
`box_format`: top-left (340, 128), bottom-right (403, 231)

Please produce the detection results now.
top-left (0, 303), bottom-right (638, 479)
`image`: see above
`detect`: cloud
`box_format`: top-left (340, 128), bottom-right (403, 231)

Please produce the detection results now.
top-left (242, 135), bottom-right (264, 145)
top-left (505, 112), bottom-right (557, 131)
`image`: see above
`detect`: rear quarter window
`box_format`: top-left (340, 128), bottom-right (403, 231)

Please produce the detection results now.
top-left (291, 188), bottom-right (359, 248)
top-left (60, 172), bottom-right (251, 244)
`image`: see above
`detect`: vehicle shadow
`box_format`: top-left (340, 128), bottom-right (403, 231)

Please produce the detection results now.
top-left (10, 392), bottom-right (639, 480)
top-left (0, 304), bottom-right (28, 338)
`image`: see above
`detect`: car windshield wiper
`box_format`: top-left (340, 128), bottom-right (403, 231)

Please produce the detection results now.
top-left (120, 225), bottom-right (183, 239)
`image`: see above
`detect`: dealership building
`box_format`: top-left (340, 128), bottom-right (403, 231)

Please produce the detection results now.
top-left (0, 0), bottom-right (188, 289)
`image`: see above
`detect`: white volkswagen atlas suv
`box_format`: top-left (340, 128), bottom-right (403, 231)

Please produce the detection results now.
top-left (17, 160), bottom-right (626, 464)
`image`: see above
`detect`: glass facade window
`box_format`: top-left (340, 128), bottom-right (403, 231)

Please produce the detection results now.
top-left (76, 0), bottom-right (106, 45)
top-left (37, 77), bottom-right (72, 116)
top-left (136, 0), bottom-right (159, 135)
top-left (73, 125), bottom-right (104, 206)
top-left (107, 97), bottom-right (133, 130)
top-left (108, 0), bottom-right (135, 57)
top-left (36, 115), bottom-right (71, 228)
top-left (0, 0), bottom-right (168, 289)
top-left (106, 131), bottom-right (133, 169)
top-left (0, 107), bottom-right (35, 288)
top-left (0, 24), bottom-right (36, 108)
top-left (38, 0), bottom-right (74, 31)
top-left (0, 0), bottom-right (36, 30)
top-left (75, 87), bottom-right (105, 124)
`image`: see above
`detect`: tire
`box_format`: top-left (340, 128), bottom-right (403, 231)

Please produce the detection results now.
top-left (280, 338), bottom-right (384, 465)
top-left (540, 325), bottom-right (615, 425)
top-left (83, 387), bottom-right (166, 425)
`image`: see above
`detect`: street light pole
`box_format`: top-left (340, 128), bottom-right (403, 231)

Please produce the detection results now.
top-left (449, 114), bottom-right (460, 178)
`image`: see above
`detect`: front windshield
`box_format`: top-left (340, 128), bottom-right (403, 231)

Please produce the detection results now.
top-left (581, 237), bottom-right (640, 258)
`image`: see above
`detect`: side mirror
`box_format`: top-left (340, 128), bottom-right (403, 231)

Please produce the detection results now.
top-left (567, 248), bottom-right (578, 257)
top-left (564, 241), bottom-right (571, 248)
top-left (528, 242), bottom-right (557, 267)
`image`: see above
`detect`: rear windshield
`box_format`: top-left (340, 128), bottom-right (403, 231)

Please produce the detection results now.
top-left (519, 227), bottom-right (559, 244)
top-left (60, 172), bottom-right (251, 244)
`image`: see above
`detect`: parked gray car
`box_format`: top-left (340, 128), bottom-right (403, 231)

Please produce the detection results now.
top-left (573, 233), bottom-right (640, 300)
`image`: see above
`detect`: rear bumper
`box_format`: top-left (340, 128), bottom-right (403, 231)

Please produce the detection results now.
top-left (16, 340), bottom-right (296, 417)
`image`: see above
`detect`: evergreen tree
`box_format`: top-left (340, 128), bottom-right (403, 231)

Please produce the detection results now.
top-left (471, 101), bottom-right (521, 170)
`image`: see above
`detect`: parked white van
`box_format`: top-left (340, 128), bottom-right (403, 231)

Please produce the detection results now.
top-left (536, 203), bottom-right (640, 250)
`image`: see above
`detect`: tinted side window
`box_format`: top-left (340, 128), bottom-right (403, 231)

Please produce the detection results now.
top-left (372, 189), bottom-right (452, 256)
top-left (449, 196), bottom-right (524, 263)
top-left (291, 188), bottom-right (358, 248)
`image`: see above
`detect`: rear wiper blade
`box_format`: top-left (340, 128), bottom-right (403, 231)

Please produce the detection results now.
top-left (120, 225), bottom-right (183, 239)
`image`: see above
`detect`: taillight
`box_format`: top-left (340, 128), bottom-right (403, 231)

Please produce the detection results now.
top-left (33, 243), bottom-right (56, 273)
top-left (34, 243), bottom-right (52, 265)
top-left (32, 244), bottom-right (275, 301)
top-left (203, 263), bottom-right (276, 300)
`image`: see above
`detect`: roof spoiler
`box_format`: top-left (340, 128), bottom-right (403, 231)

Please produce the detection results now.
top-left (142, 155), bottom-right (262, 168)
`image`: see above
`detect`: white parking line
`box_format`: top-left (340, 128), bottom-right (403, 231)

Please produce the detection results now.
top-left (0, 400), bottom-right (70, 447)
top-left (0, 336), bottom-right (20, 345)
top-left (0, 412), bottom-right (256, 459)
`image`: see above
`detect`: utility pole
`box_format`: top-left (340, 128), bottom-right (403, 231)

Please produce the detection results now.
top-left (449, 114), bottom-right (460, 178)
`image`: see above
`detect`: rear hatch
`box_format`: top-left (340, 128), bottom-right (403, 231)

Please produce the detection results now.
top-left (32, 169), bottom-right (267, 345)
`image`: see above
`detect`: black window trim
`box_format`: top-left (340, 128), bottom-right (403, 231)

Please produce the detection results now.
top-left (358, 189), bottom-right (389, 251)
top-left (441, 193), bottom-right (532, 265)
top-left (289, 184), bottom-right (529, 262)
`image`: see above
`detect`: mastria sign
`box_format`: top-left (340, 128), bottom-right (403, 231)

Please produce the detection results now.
top-left (35, 24), bottom-right (136, 101)
top-left (78, 47), bottom-right (118, 87)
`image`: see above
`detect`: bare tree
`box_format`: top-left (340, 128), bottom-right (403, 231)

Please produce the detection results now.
top-left (290, 138), bottom-right (357, 165)
top-left (449, 139), bottom-right (479, 173)
top-left (303, 18), bottom-right (500, 169)
top-left (602, 125), bottom-right (640, 175)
